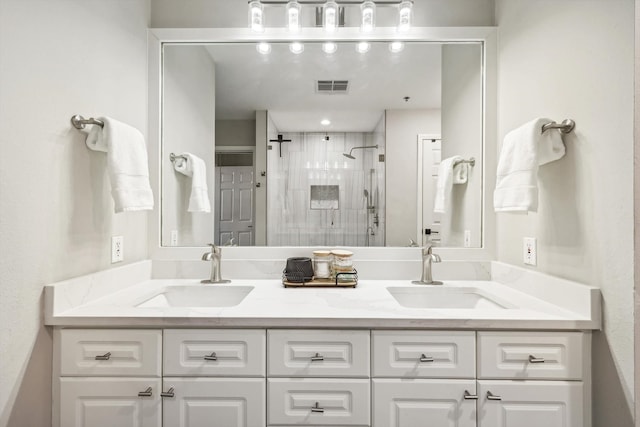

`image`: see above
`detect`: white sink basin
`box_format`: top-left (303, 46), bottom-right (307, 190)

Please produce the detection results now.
top-left (136, 285), bottom-right (254, 308)
top-left (387, 286), bottom-right (514, 309)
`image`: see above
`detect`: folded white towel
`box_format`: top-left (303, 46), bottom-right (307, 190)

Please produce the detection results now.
top-left (494, 118), bottom-right (565, 213)
top-left (434, 155), bottom-right (462, 214)
top-left (452, 161), bottom-right (469, 184)
top-left (173, 153), bottom-right (211, 213)
top-left (86, 117), bottom-right (154, 213)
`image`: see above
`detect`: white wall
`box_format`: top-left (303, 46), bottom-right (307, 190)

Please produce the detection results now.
top-left (162, 45), bottom-right (216, 247)
top-left (495, 1), bottom-right (634, 425)
top-left (216, 120), bottom-right (256, 147)
top-left (0, 1), bottom-right (150, 426)
top-left (385, 109), bottom-right (441, 246)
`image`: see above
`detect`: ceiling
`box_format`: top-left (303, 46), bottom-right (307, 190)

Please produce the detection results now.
top-left (200, 42), bottom-right (445, 132)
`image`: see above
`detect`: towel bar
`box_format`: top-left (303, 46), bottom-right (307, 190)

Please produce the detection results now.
top-left (169, 153), bottom-right (188, 163)
top-left (71, 115), bottom-right (104, 130)
top-left (454, 157), bottom-right (475, 167)
top-left (542, 119), bottom-right (575, 134)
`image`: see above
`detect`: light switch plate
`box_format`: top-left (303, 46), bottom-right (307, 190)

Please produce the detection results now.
top-left (523, 237), bottom-right (537, 266)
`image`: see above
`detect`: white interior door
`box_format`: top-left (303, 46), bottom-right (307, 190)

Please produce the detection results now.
top-left (215, 166), bottom-right (255, 246)
top-left (416, 134), bottom-right (442, 246)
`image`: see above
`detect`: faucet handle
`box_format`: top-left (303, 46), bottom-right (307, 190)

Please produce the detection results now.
top-left (206, 243), bottom-right (221, 254)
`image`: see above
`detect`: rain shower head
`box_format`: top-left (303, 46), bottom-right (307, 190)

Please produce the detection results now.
top-left (342, 145), bottom-right (379, 160)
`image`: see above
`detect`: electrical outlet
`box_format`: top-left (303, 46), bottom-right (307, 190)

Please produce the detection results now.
top-left (111, 236), bottom-right (124, 263)
top-left (464, 230), bottom-right (471, 248)
top-left (170, 230), bottom-right (179, 246)
top-left (523, 237), bottom-right (537, 266)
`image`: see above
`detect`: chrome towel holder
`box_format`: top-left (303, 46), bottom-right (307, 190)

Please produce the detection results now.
top-left (169, 153), bottom-right (188, 164)
top-left (454, 157), bottom-right (476, 167)
top-left (542, 119), bottom-right (575, 134)
top-left (71, 115), bottom-right (104, 129)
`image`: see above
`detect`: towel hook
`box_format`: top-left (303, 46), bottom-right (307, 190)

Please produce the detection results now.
top-left (71, 115), bottom-right (104, 130)
top-left (541, 119), bottom-right (575, 134)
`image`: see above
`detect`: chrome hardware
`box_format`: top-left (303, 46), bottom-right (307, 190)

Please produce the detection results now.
top-left (70, 114), bottom-right (104, 130)
top-left (486, 391), bottom-right (502, 401)
top-left (541, 118), bottom-right (576, 134)
top-left (463, 390), bottom-right (479, 400)
top-left (419, 354), bottom-right (434, 363)
top-left (528, 355), bottom-right (545, 363)
top-left (412, 244), bottom-right (442, 285)
top-left (95, 352), bottom-right (112, 361)
top-left (311, 402), bottom-right (324, 413)
top-left (160, 387), bottom-right (175, 398)
top-left (137, 387), bottom-right (153, 397)
top-left (204, 352), bottom-right (218, 361)
top-left (201, 244), bottom-right (231, 284)
top-left (310, 353), bottom-right (324, 361)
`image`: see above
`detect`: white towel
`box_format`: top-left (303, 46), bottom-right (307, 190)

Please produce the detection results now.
top-left (434, 156), bottom-right (462, 213)
top-left (494, 118), bottom-right (565, 213)
top-left (173, 153), bottom-right (211, 213)
top-left (452, 161), bottom-right (469, 184)
top-left (86, 117), bottom-right (154, 213)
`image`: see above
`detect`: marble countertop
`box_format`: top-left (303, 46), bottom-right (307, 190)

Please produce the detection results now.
top-left (45, 276), bottom-right (600, 330)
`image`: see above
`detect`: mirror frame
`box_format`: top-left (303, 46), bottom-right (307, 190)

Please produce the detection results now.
top-left (148, 27), bottom-right (497, 262)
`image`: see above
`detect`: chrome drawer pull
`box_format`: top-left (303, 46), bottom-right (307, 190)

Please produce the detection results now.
top-left (528, 355), bottom-right (545, 363)
top-left (161, 387), bottom-right (175, 398)
top-left (311, 402), bottom-right (324, 413)
top-left (419, 354), bottom-right (434, 363)
top-left (137, 387), bottom-right (152, 397)
top-left (310, 353), bottom-right (324, 361)
top-left (486, 391), bottom-right (502, 401)
top-left (463, 390), bottom-right (479, 400)
top-left (95, 352), bottom-right (112, 361)
top-left (204, 352), bottom-right (218, 361)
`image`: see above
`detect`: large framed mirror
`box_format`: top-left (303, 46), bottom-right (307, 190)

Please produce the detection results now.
top-left (149, 28), bottom-right (496, 258)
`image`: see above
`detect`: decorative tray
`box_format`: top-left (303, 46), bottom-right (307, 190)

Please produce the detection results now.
top-left (282, 270), bottom-right (358, 288)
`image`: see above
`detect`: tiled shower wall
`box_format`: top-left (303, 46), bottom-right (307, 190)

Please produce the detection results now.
top-left (267, 130), bottom-right (386, 246)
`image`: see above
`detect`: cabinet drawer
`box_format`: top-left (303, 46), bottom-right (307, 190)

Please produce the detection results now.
top-left (268, 378), bottom-right (370, 426)
top-left (372, 330), bottom-right (475, 378)
top-left (478, 332), bottom-right (584, 380)
top-left (57, 329), bottom-right (161, 376)
top-left (268, 330), bottom-right (370, 377)
top-left (163, 329), bottom-right (265, 377)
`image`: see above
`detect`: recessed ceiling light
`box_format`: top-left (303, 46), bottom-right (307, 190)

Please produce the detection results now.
top-left (389, 41), bottom-right (404, 53)
top-left (256, 42), bottom-right (271, 54)
top-left (289, 41), bottom-right (304, 54)
top-left (356, 41), bottom-right (370, 53)
top-left (322, 42), bottom-right (338, 54)
top-left (321, 119), bottom-right (331, 126)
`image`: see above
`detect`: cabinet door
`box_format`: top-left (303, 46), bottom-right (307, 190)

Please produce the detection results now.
top-left (162, 378), bottom-right (265, 427)
top-left (478, 380), bottom-right (583, 427)
top-left (59, 377), bottom-right (161, 427)
top-left (372, 379), bottom-right (476, 427)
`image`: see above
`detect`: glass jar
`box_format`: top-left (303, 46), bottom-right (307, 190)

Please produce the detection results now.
top-left (313, 250), bottom-right (332, 279)
top-left (330, 249), bottom-right (354, 281)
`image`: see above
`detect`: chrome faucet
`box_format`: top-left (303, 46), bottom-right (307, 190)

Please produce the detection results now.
top-left (412, 244), bottom-right (442, 285)
top-left (201, 244), bottom-right (230, 284)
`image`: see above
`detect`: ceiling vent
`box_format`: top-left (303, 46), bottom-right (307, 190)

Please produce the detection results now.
top-left (316, 80), bottom-right (349, 94)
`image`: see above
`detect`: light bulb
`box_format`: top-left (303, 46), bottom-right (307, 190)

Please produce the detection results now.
top-left (286, 0), bottom-right (301, 32)
top-left (323, 1), bottom-right (338, 32)
top-left (398, 0), bottom-right (412, 32)
top-left (360, 1), bottom-right (376, 33)
top-left (256, 42), bottom-right (271, 54)
top-left (389, 41), bottom-right (404, 53)
top-left (248, 0), bottom-right (264, 32)
top-left (289, 41), bottom-right (304, 54)
top-left (322, 42), bottom-right (338, 54)
top-left (356, 41), bottom-right (370, 53)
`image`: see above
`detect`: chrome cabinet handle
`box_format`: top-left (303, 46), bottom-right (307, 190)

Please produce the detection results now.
top-left (204, 352), bottom-right (218, 361)
top-left (137, 387), bottom-right (152, 397)
top-left (419, 353), bottom-right (434, 363)
top-left (95, 352), bottom-right (111, 361)
top-left (486, 391), bottom-right (502, 401)
top-left (311, 402), bottom-right (324, 413)
top-left (161, 387), bottom-right (175, 398)
top-left (310, 353), bottom-right (324, 361)
top-left (463, 390), bottom-right (479, 400)
top-left (528, 355), bottom-right (545, 363)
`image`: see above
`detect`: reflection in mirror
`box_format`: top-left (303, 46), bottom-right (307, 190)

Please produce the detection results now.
top-left (161, 42), bottom-right (483, 248)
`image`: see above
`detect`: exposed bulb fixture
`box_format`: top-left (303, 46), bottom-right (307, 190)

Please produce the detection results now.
top-left (289, 41), bottom-right (304, 54)
top-left (248, 0), bottom-right (264, 32)
top-left (389, 41), bottom-right (404, 53)
top-left (360, 0), bottom-right (376, 32)
top-left (256, 42), bottom-right (271, 54)
top-left (322, 42), bottom-right (338, 54)
top-left (398, 0), bottom-right (412, 31)
top-left (323, 0), bottom-right (339, 32)
top-left (356, 41), bottom-right (370, 53)
top-left (286, 0), bottom-right (301, 32)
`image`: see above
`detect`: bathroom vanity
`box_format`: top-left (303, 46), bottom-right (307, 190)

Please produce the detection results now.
top-left (45, 260), bottom-right (599, 427)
